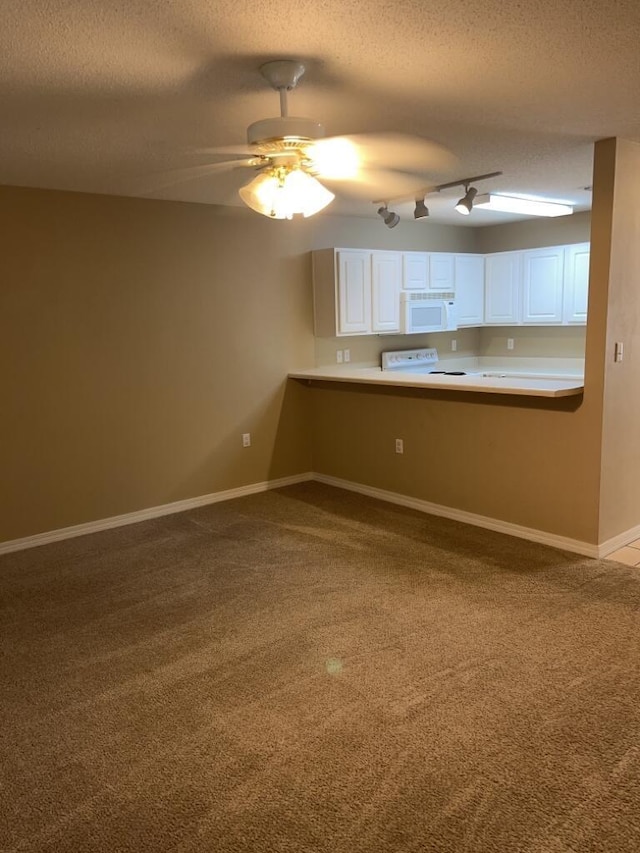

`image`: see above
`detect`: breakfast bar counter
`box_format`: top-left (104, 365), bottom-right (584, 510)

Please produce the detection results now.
top-left (289, 365), bottom-right (584, 398)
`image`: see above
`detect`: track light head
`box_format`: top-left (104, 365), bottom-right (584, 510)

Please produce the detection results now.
top-left (455, 186), bottom-right (478, 216)
top-left (377, 205), bottom-right (400, 228)
top-left (413, 199), bottom-right (430, 219)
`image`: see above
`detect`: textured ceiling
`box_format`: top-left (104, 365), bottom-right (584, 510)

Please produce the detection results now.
top-left (2, 0), bottom-right (639, 224)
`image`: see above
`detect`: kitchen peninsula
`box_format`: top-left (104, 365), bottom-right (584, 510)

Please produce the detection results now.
top-left (289, 364), bottom-right (583, 397)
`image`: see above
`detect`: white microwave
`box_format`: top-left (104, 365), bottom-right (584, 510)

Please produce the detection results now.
top-left (400, 293), bottom-right (457, 334)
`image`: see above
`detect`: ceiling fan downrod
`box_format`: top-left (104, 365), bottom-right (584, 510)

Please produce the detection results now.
top-left (259, 60), bottom-right (306, 118)
top-left (248, 60), bottom-right (324, 148)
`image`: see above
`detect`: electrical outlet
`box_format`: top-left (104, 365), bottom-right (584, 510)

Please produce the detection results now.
top-left (336, 350), bottom-right (343, 363)
top-left (395, 438), bottom-right (404, 454)
top-left (242, 433), bottom-right (251, 447)
top-left (507, 338), bottom-right (515, 351)
top-left (344, 348), bottom-right (351, 363)
top-left (451, 339), bottom-right (457, 352)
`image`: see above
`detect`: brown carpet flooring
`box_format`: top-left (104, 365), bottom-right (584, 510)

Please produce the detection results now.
top-left (2, 482), bottom-right (640, 852)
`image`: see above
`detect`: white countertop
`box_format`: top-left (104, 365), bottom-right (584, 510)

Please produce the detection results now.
top-left (289, 364), bottom-right (584, 398)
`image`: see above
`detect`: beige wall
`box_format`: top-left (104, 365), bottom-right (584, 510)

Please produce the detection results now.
top-left (478, 326), bottom-right (586, 360)
top-left (591, 139), bottom-right (640, 541)
top-left (0, 187), bottom-right (316, 541)
top-left (310, 215), bottom-right (480, 254)
top-left (314, 326), bottom-right (586, 370)
top-left (477, 210), bottom-right (591, 253)
top-left (309, 382), bottom-right (600, 543)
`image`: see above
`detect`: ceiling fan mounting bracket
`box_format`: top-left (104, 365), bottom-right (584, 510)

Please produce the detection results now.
top-left (259, 60), bottom-right (306, 91)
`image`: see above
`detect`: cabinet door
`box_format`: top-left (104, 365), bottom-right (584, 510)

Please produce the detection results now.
top-left (402, 252), bottom-right (429, 290)
top-left (485, 252), bottom-right (522, 324)
top-left (522, 247), bottom-right (564, 324)
top-left (371, 252), bottom-right (401, 332)
top-left (454, 255), bottom-right (485, 327)
top-left (429, 254), bottom-right (455, 292)
top-left (337, 251), bottom-right (371, 335)
top-left (563, 243), bottom-right (590, 324)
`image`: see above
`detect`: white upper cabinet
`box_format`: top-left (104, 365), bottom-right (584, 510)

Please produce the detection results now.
top-left (337, 250), bottom-right (372, 334)
top-left (485, 252), bottom-right (522, 325)
top-left (454, 254), bottom-right (485, 327)
top-left (563, 243), bottom-right (590, 324)
top-left (429, 253), bottom-right (455, 292)
top-left (521, 247), bottom-right (565, 324)
top-left (313, 243), bottom-right (589, 337)
top-left (405, 251), bottom-right (458, 293)
top-left (402, 252), bottom-right (429, 290)
top-left (371, 251), bottom-right (402, 332)
top-left (485, 244), bottom-right (587, 327)
top-left (312, 248), bottom-right (400, 337)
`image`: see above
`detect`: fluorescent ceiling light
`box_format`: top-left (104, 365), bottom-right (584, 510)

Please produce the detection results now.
top-left (474, 193), bottom-right (574, 217)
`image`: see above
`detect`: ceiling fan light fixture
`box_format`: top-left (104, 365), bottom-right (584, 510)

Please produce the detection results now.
top-left (414, 199), bottom-right (430, 219)
top-left (377, 205), bottom-right (400, 228)
top-left (455, 186), bottom-right (478, 215)
top-left (284, 168), bottom-right (335, 216)
top-left (474, 193), bottom-right (574, 217)
top-left (239, 166), bottom-right (334, 219)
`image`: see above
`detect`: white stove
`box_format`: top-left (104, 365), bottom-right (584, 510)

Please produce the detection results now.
top-left (381, 348), bottom-right (438, 371)
top-left (381, 348), bottom-right (470, 376)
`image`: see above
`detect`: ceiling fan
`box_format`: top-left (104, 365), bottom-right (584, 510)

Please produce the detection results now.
top-left (186, 60), bottom-right (457, 220)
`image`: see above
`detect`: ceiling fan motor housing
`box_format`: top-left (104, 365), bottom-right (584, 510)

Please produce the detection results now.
top-left (247, 117), bottom-right (325, 151)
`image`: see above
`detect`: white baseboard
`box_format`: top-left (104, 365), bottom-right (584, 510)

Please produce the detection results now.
top-left (313, 473), bottom-right (601, 558)
top-left (0, 473), bottom-right (314, 555)
top-left (596, 522), bottom-right (640, 559)
top-left (3, 470), bottom-right (629, 560)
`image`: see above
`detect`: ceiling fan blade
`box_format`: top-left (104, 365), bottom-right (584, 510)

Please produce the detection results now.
top-left (142, 159), bottom-right (261, 194)
top-left (308, 133), bottom-right (456, 181)
top-left (192, 144), bottom-right (257, 157)
top-left (320, 167), bottom-right (433, 200)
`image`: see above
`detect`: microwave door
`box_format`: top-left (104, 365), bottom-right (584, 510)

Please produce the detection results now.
top-left (411, 303), bottom-right (443, 331)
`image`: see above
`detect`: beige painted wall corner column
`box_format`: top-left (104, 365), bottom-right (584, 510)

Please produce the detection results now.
top-left (591, 138), bottom-right (640, 542)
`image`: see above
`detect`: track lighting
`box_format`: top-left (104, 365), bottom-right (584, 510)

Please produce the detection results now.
top-left (413, 199), bottom-right (430, 219)
top-left (377, 205), bottom-right (400, 228)
top-left (455, 186), bottom-right (478, 216)
top-left (372, 171), bottom-right (502, 225)
top-left (372, 171), bottom-right (571, 221)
